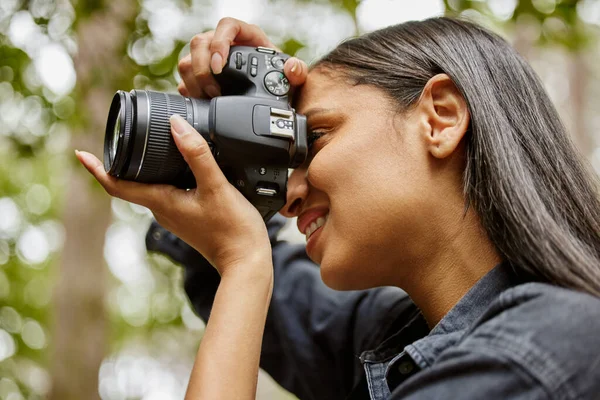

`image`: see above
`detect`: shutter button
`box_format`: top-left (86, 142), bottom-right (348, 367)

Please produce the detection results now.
top-left (398, 360), bottom-right (415, 375)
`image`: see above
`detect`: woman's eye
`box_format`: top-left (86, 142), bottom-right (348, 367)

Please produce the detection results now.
top-left (307, 130), bottom-right (326, 155)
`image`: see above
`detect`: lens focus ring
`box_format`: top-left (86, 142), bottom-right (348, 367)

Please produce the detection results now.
top-left (137, 92), bottom-right (189, 182)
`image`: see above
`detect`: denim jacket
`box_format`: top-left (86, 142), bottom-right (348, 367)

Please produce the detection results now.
top-left (157, 215), bottom-right (600, 399)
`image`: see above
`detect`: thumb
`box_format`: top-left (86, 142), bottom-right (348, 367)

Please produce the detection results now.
top-left (284, 57), bottom-right (308, 87)
top-left (170, 114), bottom-right (227, 194)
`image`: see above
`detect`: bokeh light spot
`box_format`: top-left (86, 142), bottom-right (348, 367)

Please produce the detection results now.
top-left (0, 378), bottom-right (21, 400)
top-left (21, 319), bottom-right (46, 350)
top-left (16, 226), bottom-right (50, 266)
top-left (35, 43), bottom-right (76, 96)
top-left (0, 198), bottom-right (22, 240)
top-left (25, 184), bottom-right (52, 215)
top-left (0, 329), bottom-right (16, 361)
top-left (357, 0), bottom-right (444, 32)
top-left (0, 307), bottom-right (22, 333)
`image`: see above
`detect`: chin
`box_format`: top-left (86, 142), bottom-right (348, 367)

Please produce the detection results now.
top-left (320, 260), bottom-right (375, 291)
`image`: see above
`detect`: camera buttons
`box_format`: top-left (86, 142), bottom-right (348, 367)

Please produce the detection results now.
top-left (250, 66), bottom-right (258, 77)
top-left (250, 56), bottom-right (258, 66)
top-left (235, 52), bottom-right (243, 69)
top-left (270, 56), bottom-right (285, 69)
top-left (256, 187), bottom-right (277, 196)
top-left (256, 46), bottom-right (276, 55)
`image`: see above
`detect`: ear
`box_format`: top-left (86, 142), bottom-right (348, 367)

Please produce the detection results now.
top-left (418, 74), bottom-right (470, 159)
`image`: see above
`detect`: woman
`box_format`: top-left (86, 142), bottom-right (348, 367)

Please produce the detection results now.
top-left (77, 16), bottom-right (600, 399)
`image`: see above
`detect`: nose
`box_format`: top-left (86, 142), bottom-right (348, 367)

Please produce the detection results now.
top-left (279, 167), bottom-right (309, 218)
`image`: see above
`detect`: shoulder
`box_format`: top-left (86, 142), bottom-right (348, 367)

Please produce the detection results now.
top-left (457, 282), bottom-right (600, 399)
top-left (485, 282), bottom-right (600, 340)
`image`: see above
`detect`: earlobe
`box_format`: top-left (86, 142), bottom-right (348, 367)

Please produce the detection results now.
top-left (421, 74), bottom-right (470, 159)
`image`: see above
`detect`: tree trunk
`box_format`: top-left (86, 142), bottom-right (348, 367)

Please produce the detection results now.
top-left (49, 3), bottom-right (137, 399)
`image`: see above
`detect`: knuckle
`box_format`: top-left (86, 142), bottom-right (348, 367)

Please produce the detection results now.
top-left (193, 67), bottom-right (211, 80)
top-left (248, 23), bottom-right (264, 36)
top-left (178, 57), bottom-right (192, 74)
top-left (209, 38), bottom-right (228, 54)
top-left (177, 82), bottom-right (189, 96)
top-left (187, 140), bottom-right (213, 161)
top-left (190, 33), bottom-right (210, 49)
top-left (218, 17), bottom-right (239, 27)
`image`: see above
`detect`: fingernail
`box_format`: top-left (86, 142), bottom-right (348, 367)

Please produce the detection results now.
top-left (170, 114), bottom-right (188, 136)
top-left (211, 53), bottom-right (223, 74)
top-left (205, 84), bottom-right (221, 98)
top-left (290, 59), bottom-right (299, 74)
top-left (74, 150), bottom-right (95, 169)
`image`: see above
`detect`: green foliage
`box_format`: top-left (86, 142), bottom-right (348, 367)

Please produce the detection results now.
top-left (0, 47), bottom-right (32, 94)
top-left (444, 0), bottom-right (597, 51)
top-left (280, 37), bottom-right (305, 57)
top-left (339, 0), bottom-right (361, 17)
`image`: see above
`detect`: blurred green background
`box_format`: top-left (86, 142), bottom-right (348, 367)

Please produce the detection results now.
top-left (0, 0), bottom-right (599, 399)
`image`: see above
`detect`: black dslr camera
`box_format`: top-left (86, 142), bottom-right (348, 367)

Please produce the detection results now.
top-left (103, 46), bottom-right (308, 221)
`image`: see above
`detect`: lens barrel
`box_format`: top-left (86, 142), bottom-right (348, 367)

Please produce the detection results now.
top-left (104, 90), bottom-right (210, 187)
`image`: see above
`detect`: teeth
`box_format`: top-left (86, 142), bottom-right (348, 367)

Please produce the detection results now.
top-left (305, 215), bottom-right (328, 239)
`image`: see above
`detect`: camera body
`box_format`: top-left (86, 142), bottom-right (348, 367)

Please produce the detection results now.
top-left (104, 46), bottom-right (307, 221)
top-left (209, 46), bottom-right (308, 220)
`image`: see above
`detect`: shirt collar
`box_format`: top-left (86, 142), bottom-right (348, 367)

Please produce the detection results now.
top-left (403, 261), bottom-right (523, 369)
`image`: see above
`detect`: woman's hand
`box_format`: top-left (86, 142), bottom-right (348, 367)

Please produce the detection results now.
top-left (76, 114), bottom-right (270, 277)
top-left (177, 17), bottom-right (309, 98)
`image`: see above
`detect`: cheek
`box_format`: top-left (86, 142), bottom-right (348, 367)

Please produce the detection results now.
top-left (309, 126), bottom-right (431, 289)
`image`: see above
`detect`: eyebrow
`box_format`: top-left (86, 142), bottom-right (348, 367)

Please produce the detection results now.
top-left (303, 108), bottom-right (336, 119)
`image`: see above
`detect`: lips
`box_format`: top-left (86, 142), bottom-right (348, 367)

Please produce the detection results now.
top-left (297, 207), bottom-right (329, 236)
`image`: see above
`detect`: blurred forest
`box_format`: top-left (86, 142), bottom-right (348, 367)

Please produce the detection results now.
top-left (0, 0), bottom-right (599, 399)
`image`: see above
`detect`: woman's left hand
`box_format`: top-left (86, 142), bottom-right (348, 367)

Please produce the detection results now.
top-left (76, 114), bottom-right (271, 277)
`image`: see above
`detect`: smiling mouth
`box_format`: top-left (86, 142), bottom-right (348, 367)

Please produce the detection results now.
top-left (305, 214), bottom-right (328, 239)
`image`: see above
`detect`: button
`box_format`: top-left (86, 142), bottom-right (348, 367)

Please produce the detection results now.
top-left (270, 56), bottom-right (285, 69)
top-left (235, 52), bottom-right (242, 69)
top-left (398, 360), bottom-right (415, 375)
top-left (256, 187), bottom-right (277, 196)
top-left (256, 46), bottom-right (276, 55)
top-left (250, 66), bottom-right (257, 77)
top-left (250, 56), bottom-right (258, 66)
top-left (259, 167), bottom-right (267, 175)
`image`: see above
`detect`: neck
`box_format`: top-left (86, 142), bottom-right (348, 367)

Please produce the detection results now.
top-left (400, 206), bottom-right (502, 329)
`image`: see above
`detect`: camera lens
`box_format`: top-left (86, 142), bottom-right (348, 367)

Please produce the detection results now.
top-left (104, 90), bottom-right (210, 187)
top-left (111, 113), bottom-right (120, 161)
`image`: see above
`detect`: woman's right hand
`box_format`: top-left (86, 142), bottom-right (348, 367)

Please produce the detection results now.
top-left (178, 17), bottom-right (309, 99)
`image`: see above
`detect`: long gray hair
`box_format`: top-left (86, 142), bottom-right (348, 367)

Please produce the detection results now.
top-left (313, 17), bottom-right (600, 296)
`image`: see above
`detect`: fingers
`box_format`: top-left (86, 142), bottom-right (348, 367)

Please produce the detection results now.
top-left (177, 80), bottom-right (191, 97)
top-left (283, 57), bottom-right (309, 87)
top-left (179, 18), bottom-right (305, 100)
top-left (169, 115), bottom-right (228, 194)
top-left (209, 18), bottom-right (278, 74)
top-left (179, 53), bottom-right (206, 98)
top-left (75, 150), bottom-right (181, 212)
top-left (189, 31), bottom-right (221, 98)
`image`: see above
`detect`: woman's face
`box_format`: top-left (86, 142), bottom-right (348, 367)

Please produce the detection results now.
top-left (284, 68), bottom-right (465, 290)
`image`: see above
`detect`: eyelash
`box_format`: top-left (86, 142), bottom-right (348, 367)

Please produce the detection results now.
top-left (307, 130), bottom-right (326, 154)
